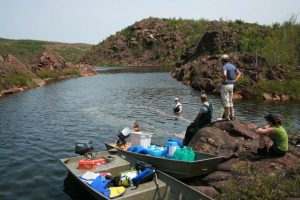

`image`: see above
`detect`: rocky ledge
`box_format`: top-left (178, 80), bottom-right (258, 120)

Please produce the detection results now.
top-left (185, 120), bottom-right (300, 199)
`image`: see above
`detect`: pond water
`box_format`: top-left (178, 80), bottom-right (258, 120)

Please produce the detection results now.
top-left (0, 67), bottom-right (299, 200)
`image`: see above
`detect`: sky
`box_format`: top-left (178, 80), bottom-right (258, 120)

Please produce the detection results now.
top-left (0, 0), bottom-right (299, 44)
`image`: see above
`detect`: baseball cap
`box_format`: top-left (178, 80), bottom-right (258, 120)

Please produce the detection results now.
top-left (221, 54), bottom-right (229, 60)
top-left (174, 97), bottom-right (179, 101)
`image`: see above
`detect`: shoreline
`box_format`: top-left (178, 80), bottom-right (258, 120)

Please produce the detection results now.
top-left (0, 72), bottom-right (96, 98)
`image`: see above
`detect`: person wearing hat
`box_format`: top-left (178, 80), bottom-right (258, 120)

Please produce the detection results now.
top-left (132, 121), bottom-right (140, 132)
top-left (173, 97), bottom-right (183, 114)
top-left (183, 93), bottom-right (213, 145)
top-left (220, 54), bottom-right (241, 120)
top-left (250, 114), bottom-right (288, 160)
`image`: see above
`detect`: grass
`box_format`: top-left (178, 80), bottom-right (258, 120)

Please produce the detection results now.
top-left (0, 38), bottom-right (44, 64)
top-left (221, 162), bottom-right (300, 200)
top-left (0, 38), bottom-right (91, 64)
top-left (251, 80), bottom-right (300, 98)
top-left (36, 70), bottom-right (80, 79)
top-left (0, 73), bottom-right (33, 89)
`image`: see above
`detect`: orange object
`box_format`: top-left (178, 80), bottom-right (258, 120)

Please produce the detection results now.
top-left (78, 159), bottom-right (106, 170)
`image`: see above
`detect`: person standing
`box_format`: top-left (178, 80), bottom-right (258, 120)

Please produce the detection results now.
top-left (183, 94), bottom-right (213, 146)
top-left (173, 97), bottom-right (183, 114)
top-left (220, 54), bottom-right (241, 120)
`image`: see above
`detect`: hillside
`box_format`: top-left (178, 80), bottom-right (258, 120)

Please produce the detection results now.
top-left (0, 38), bottom-right (92, 64)
top-left (82, 18), bottom-right (208, 66)
top-left (82, 17), bottom-right (300, 99)
top-left (0, 38), bottom-right (95, 96)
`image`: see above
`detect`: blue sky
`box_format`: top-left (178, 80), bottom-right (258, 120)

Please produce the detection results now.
top-left (0, 0), bottom-right (299, 44)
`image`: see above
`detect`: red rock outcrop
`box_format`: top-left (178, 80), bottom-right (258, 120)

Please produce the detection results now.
top-left (186, 120), bottom-right (300, 199)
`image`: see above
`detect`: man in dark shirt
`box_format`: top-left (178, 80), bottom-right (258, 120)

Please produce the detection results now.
top-left (183, 94), bottom-right (213, 145)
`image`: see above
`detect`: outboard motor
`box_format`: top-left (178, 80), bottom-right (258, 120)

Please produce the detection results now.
top-left (75, 141), bottom-right (95, 159)
top-left (116, 127), bottom-right (131, 147)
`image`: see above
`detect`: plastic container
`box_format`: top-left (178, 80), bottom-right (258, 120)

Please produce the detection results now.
top-left (167, 141), bottom-right (179, 156)
top-left (78, 159), bottom-right (106, 170)
top-left (131, 132), bottom-right (152, 147)
top-left (174, 147), bottom-right (195, 161)
top-left (148, 146), bottom-right (166, 157)
top-left (148, 148), bottom-right (163, 157)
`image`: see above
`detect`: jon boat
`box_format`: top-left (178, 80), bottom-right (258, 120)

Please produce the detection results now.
top-left (105, 143), bottom-right (225, 179)
top-left (60, 149), bottom-right (213, 200)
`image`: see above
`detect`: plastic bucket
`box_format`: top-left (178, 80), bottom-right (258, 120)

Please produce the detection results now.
top-left (167, 141), bottom-right (179, 156)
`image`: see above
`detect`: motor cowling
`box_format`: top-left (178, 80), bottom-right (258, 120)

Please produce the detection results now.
top-left (116, 127), bottom-right (131, 146)
top-left (75, 141), bottom-right (94, 155)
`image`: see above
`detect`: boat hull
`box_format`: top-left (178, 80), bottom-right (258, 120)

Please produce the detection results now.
top-left (60, 149), bottom-right (213, 200)
top-left (105, 143), bottom-right (225, 179)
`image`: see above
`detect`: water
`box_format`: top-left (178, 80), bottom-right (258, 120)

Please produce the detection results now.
top-left (0, 67), bottom-right (299, 200)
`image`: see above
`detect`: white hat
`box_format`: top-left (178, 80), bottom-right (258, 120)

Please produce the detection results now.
top-left (221, 54), bottom-right (229, 60)
top-left (174, 97), bottom-right (179, 101)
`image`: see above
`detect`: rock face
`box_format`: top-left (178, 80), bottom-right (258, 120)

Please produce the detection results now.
top-left (83, 17), bottom-right (187, 66)
top-left (35, 50), bottom-right (66, 70)
top-left (186, 120), bottom-right (300, 199)
top-left (172, 52), bottom-right (290, 99)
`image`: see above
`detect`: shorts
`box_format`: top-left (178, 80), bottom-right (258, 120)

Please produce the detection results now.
top-left (221, 84), bottom-right (234, 107)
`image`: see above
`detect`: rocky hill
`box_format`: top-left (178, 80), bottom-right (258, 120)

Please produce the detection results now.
top-left (82, 17), bottom-right (208, 66)
top-left (0, 38), bottom-right (96, 97)
top-left (82, 17), bottom-right (299, 99)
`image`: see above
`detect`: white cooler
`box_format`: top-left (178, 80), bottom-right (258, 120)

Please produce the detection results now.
top-left (130, 132), bottom-right (152, 147)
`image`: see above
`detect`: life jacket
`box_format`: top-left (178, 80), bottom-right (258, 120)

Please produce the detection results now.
top-left (195, 103), bottom-right (213, 127)
top-left (173, 103), bottom-right (182, 113)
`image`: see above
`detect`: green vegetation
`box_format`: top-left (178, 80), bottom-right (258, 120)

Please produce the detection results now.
top-left (235, 76), bottom-right (252, 91)
top-left (262, 21), bottom-right (300, 67)
top-left (36, 70), bottom-right (80, 79)
top-left (221, 162), bottom-right (300, 200)
top-left (0, 38), bottom-right (91, 64)
top-left (52, 46), bottom-right (90, 63)
top-left (251, 80), bottom-right (300, 97)
top-left (0, 73), bottom-right (33, 89)
top-left (0, 38), bottom-right (44, 64)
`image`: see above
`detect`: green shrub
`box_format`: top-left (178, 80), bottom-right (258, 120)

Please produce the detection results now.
top-left (251, 80), bottom-right (300, 97)
top-left (0, 73), bottom-right (33, 89)
top-left (235, 76), bottom-right (252, 90)
top-left (182, 71), bottom-right (191, 81)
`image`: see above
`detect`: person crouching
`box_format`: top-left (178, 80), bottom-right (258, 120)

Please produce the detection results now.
top-left (250, 114), bottom-right (288, 160)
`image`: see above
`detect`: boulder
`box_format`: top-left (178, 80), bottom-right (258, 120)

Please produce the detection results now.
top-left (188, 121), bottom-right (259, 158)
top-left (262, 93), bottom-right (273, 100)
top-left (188, 120), bottom-right (300, 198)
top-left (192, 186), bottom-right (220, 199)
